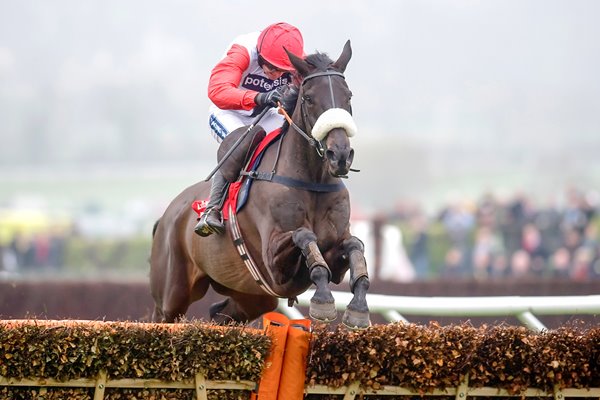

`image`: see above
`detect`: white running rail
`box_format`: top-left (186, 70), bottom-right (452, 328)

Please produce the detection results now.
top-left (278, 291), bottom-right (600, 331)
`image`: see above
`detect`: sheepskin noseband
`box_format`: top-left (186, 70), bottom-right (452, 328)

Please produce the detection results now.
top-left (311, 108), bottom-right (357, 141)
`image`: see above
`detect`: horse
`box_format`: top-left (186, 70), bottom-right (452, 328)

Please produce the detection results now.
top-left (150, 40), bottom-right (370, 329)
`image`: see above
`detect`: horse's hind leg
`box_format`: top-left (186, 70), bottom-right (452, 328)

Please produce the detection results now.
top-left (292, 228), bottom-right (337, 322)
top-left (154, 277), bottom-right (208, 323)
top-left (342, 236), bottom-right (370, 329)
top-left (151, 257), bottom-right (210, 323)
top-left (209, 289), bottom-right (278, 324)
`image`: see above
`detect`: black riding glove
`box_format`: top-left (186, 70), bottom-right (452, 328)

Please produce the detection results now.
top-left (254, 85), bottom-right (286, 108)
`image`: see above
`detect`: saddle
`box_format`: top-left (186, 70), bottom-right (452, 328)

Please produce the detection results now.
top-left (192, 127), bottom-right (284, 220)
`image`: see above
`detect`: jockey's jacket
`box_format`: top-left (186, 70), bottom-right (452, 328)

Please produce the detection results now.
top-left (208, 32), bottom-right (292, 117)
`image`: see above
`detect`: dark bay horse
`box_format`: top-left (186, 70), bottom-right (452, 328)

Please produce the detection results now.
top-left (150, 40), bottom-right (370, 328)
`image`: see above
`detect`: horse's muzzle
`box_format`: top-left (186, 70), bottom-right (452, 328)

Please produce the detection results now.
top-left (326, 145), bottom-right (354, 177)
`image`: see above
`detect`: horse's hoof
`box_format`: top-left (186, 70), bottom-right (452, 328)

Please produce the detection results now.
top-left (309, 300), bottom-right (337, 322)
top-left (342, 309), bottom-right (370, 330)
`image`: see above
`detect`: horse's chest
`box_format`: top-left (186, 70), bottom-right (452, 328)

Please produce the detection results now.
top-left (269, 195), bottom-right (349, 238)
top-left (270, 200), bottom-right (307, 230)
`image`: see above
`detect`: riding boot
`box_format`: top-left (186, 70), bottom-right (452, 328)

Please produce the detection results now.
top-left (194, 170), bottom-right (228, 237)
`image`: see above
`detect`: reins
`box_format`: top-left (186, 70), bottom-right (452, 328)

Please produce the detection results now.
top-left (278, 104), bottom-right (325, 157)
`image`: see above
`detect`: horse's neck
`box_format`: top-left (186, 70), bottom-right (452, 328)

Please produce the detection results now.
top-left (277, 118), bottom-right (326, 182)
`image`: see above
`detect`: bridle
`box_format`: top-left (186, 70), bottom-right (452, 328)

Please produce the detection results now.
top-left (244, 67), bottom-right (358, 187)
top-left (278, 69), bottom-right (347, 158)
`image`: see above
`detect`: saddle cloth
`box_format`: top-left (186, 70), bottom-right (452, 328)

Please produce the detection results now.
top-left (192, 127), bottom-right (283, 220)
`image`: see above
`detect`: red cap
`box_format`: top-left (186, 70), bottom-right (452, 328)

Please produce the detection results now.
top-left (257, 22), bottom-right (304, 71)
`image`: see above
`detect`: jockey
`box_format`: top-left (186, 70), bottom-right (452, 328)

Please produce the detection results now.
top-left (195, 22), bottom-right (305, 237)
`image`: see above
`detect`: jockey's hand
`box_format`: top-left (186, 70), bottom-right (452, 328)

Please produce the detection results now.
top-left (254, 85), bottom-right (286, 108)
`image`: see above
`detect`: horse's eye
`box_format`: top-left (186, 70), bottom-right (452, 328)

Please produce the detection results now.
top-left (303, 95), bottom-right (313, 105)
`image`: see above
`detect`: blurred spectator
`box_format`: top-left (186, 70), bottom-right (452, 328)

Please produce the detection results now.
top-left (0, 244), bottom-right (18, 275)
top-left (33, 232), bottom-right (51, 268)
top-left (438, 202), bottom-right (474, 249)
top-left (440, 247), bottom-right (467, 279)
top-left (10, 233), bottom-right (35, 270)
top-left (408, 212), bottom-right (429, 279)
top-left (471, 226), bottom-right (504, 280)
top-left (582, 223), bottom-right (599, 253)
top-left (48, 228), bottom-right (67, 269)
top-left (534, 205), bottom-right (562, 253)
top-left (510, 249), bottom-right (532, 278)
top-left (570, 246), bottom-right (594, 281)
top-left (520, 223), bottom-right (549, 276)
top-left (489, 251), bottom-right (509, 279)
top-left (563, 227), bottom-right (582, 255)
top-left (499, 193), bottom-right (532, 256)
top-left (549, 247), bottom-right (571, 278)
top-left (562, 187), bottom-right (592, 234)
top-left (475, 192), bottom-right (498, 229)
top-left (377, 224), bottom-right (416, 282)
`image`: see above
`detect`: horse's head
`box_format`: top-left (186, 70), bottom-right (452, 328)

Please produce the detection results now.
top-left (285, 41), bottom-right (356, 178)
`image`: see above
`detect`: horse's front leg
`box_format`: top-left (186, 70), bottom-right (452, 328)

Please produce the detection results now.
top-left (342, 236), bottom-right (370, 329)
top-left (292, 228), bottom-right (337, 322)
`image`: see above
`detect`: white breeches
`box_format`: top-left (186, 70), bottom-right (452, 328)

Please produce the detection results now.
top-left (208, 108), bottom-right (285, 143)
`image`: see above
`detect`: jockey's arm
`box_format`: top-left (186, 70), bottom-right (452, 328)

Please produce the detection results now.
top-left (208, 44), bottom-right (259, 111)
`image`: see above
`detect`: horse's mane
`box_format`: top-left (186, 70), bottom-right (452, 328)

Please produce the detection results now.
top-left (280, 86), bottom-right (299, 128)
top-left (305, 52), bottom-right (334, 71)
top-left (280, 51), bottom-right (334, 132)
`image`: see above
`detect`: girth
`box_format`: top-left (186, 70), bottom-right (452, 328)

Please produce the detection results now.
top-left (240, 170), bottom-right (345, 193)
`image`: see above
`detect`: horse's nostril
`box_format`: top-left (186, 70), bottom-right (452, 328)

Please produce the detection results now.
top-left (348, 148), bottom-right (355, 165)
top-left (325, 149), bottom-right (335, 161)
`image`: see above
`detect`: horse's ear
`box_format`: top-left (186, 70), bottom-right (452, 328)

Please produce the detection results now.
top-left (332, 40), bottom-right (352, 73)
top-left (284, 47), bottom-right (311, 76)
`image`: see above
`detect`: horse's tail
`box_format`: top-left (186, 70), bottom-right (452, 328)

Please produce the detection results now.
top-left (152, 218), bottom-right (160, 238)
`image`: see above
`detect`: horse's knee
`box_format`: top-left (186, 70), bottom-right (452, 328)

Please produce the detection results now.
top-left (343, 236), bottom-right (369, 292)
top-left (292, 228), bottom-right (331, 280)
top-left (343, 236), bottom-right (364, 253)
top-left (292, 227), bottom-right (317, 250)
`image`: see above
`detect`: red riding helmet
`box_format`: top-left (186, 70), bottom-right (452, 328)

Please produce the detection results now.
top-left (257, 22), bottom-right (304, 71)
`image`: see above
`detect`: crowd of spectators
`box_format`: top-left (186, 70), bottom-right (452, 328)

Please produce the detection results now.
top-left (2, 187), bottom-right (599, 282)
top-left (0, 229), bottom-right (67, 275)
top-left (397, 187), bottom-right (600, 281)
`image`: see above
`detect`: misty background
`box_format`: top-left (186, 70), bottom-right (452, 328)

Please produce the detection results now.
top-left (1, 0), bottom-right (600, 219)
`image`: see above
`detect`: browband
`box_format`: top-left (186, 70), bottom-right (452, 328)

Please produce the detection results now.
top-left (302, 70), bottom-right (345, 85)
